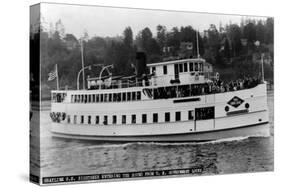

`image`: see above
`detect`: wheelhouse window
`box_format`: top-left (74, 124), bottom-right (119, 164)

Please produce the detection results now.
top-left (163, 65), bottom-right (167, 75)
top-left (152, 67), bottom-right (156, 74)
top-left (175, 111), bottom-right (181, 121)
top-left (179, 63), bottom-right (183, 72)
top-left (153, 113), bottom-right (158, 123)
top-left (195, 62), bottom-right (199, 71)
top-left (184, 63), bottom-right (188, 72)
top-left (142, 114), bottom-right (147, 123)
top-left (189, 62), bottom-right (194, 72)
top-left (165, 112), bottom-right (170, 122)
top-left (131, 114), bottom-right (136, 124)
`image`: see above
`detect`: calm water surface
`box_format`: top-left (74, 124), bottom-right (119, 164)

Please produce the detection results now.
top-left (33, 91), bottom-right (274, 177)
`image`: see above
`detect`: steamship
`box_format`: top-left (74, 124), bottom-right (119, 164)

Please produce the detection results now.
top-left (50, 52), bottom-right (269, 141)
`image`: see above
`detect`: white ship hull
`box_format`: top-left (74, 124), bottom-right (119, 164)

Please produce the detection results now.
top-left (51, 83), bottom-right (269, 142)
top-left (52, 122), bottom-right (269, 142)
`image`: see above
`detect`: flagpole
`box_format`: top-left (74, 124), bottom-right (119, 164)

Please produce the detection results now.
top-left (56, 64), bottom-right (59, 90)
top-left (196, 30), bottom-right (200, 58)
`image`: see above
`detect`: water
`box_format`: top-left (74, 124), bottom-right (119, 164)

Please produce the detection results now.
top-left (33, 90), bottom-right (274, 178)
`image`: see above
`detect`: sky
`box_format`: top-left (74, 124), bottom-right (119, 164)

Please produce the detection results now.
top-left (40, 3), bottom-right (268, 39)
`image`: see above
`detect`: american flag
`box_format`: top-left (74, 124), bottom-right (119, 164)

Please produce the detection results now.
top-left (48, 65), bottom-right (57, 81)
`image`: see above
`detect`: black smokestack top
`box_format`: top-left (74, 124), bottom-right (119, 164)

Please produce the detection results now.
top-left (136, 52), bottom-right (147, 77)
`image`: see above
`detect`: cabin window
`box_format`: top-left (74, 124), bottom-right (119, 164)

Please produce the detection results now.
top-left (71, 95), bottom-right (74, 103)
top-left (81, 95), bottom-right (84, 103)
top-left (189, 62), bottom-right (194, 72)
top-left (100, 94), bottom-right (104, 102)
top-left (153, 113), bottom-right (158, 123)
top-left (132, 92), bottom-right (136, 101)
top-left (152, 67), bottom-right (156, 74)
top-left (88, 95), bottom-right (91, 103)
top-left (96, 94), bottom-right (100, 102)
top-left (163, 65), bottom-right (167, 75)
top-left (117, 93), bottom-right (121, 102)
top-left (137, 91), bottom-right (141, 100)
top-left (81, 115), bottom-right (84, 124)
top-left (184, 63), bottom-right (188, 72)
top-left (85, 95), bottom-right (88, 103)
top-left (109, 93), bottom-right (112, 102)
top-left (113, 93), bottom-right (117, 102)
top-left (195, 63), bottom-right (198, 71)
top-left (179, 63), bottom-right (183, 73)
top-left (67, 115), bottom-right (71, 123)
top-left (104, 94), bottom-right (108, 102)
top-left (199, 63), bottom-right (203, 72)
top-left (165, 112), bottom-right (170, 122)
top-left (95, 116), bottom-right (99, 124)
top-left (122, 115), bottom-right (126, 124)
top-left (175, 111), bottom-right (181, 121)
top-left (88, 116), bottom-right (91, 124)
top-left (132, 114), bottom-right (136, 124)
top-left (74, 95), bottom-right (77, 103)
top-left (73, 115), bottom-right (77, 124)
top-left (127, 92), bottom-right (131, 101)
top-left (188, 110), bottom-right (194, 120)
top-left (103, 116), bottom-right (108, 125)
top-left (112, 115), bottom-right (117, 124)
top-left (142, 114), bottom-right (147, 123)
top-left (92, 94), bottom-right (95, 102)
top-left (122, 92), bottom-right (126, 101)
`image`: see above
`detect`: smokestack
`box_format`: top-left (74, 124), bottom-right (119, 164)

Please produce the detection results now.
top-left (136, 52), bottom-right (147, 77)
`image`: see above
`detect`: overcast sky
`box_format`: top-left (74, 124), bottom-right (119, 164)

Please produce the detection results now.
top-left (40, 3), bottom-right (268, 38)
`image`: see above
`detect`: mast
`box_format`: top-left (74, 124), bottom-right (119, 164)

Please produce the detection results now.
top-left (196, 30), bottom-right (200, 58)
top-left (80, 39), bottom-right (85, 90)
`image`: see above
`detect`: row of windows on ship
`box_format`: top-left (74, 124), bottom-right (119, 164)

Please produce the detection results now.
top-left (65, 111), bottom-right (194, 125)
top-left (150, 61), bottom-right (204, 75)
top-left (70, 91), bottom-right (142, 103)
top-left (55, 84), bottom-right (207, 103)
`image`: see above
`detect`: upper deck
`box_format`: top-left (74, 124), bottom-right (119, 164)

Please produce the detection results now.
top-left (86, 57), bottom-right (211, 91)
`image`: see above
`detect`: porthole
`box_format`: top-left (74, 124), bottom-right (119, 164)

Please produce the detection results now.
top-left (225, 106), bottom-right (229, 112)
top-left (245, 103), bottom-right (250, 109)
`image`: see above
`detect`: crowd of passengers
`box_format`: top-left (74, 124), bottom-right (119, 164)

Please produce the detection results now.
top-left (153, 76), bottom-right (262, 99)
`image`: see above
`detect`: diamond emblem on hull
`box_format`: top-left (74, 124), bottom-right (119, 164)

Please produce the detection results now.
top-left (227, 96), bottom-right (244, 108)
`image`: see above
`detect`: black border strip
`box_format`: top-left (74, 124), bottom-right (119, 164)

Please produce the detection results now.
top-left (173, 98), bottom-right (200, 103)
